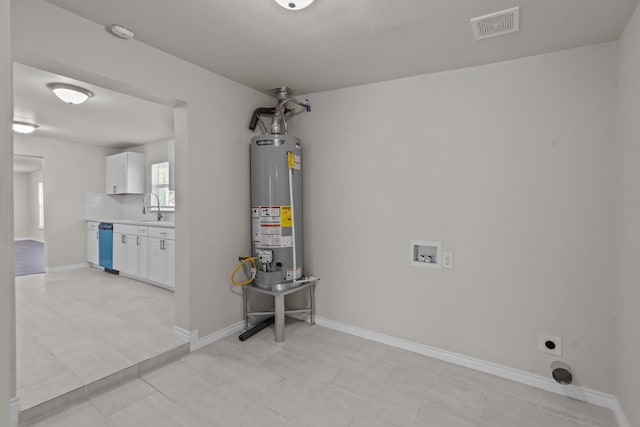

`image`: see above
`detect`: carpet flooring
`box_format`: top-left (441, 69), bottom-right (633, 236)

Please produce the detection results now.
top-left (14, 239), bottom-right (45, 276)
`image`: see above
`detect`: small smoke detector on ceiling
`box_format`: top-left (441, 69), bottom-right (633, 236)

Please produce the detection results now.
top-left (109, 24), bottom-right (135, 40)
top-left (471, 6), bottom-right (520, 41)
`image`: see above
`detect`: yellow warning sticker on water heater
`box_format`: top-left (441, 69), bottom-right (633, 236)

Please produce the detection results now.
top-left (281, 206), bottom-right (292, 227)
top-left (287, 152), bottom-right (295, 169)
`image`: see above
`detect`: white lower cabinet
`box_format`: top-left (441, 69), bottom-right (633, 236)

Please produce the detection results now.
top-left (147, 227), bottom-right (175, 289)
top-left (165, 239), bottom-right (175, 287)
top-left (113, 231), bottom-right (127, 272)
top-left (110, 223), bottom-right (174, 290)
top-left (113, 225), bottom-right (150, 281)
top-left (136, 235), bottom-right (149, 279)
top-left (87, 222), bottom-right (100, 265)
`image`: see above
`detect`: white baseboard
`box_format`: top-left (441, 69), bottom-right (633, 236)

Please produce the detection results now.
top-left (119, 272), bottom-right (175, 293)
top-left (315, 317), bottom-right (628, 425)
top-left (193, 321), bottom-right (244, 351)
top-left (612, 400), bottom-right (630, 427)
top-left (14, 237), bottom-right (44, 243)
top-left (45, 263), bottom-right (89, 273)
top-left (9, 397), bottom-right (20, 427)
top-left (173, 321), bottom-right (244, 352)
top-left (173, 325), bottom-right (197, 349)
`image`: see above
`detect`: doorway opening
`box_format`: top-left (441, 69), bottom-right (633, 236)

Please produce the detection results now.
top-left (13, 61), bottom-right (187, 417)
top-left (13, 154), bottom-right (45, 276)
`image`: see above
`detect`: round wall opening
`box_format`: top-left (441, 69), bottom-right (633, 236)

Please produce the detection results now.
top-left (551, 361), bottom-right (573, 385)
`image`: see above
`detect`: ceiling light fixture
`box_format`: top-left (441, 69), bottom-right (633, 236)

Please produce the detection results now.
top-left (109, 24), bottom-right (135, 40)
top-left (47, 83), bottom-right (94, 105)
top-left (12, 121), bottom-right (39, 134)
top-left (274, 0), bottom-right (314, 11)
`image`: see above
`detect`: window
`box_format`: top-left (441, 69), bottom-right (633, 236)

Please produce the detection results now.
top-left (151, 162), bottom-right (175, 209)
top-left (38, 181), bottom-right (44, 229)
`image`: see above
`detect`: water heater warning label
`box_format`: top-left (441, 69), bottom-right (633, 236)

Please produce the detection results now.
top-left (281, 206), bottom-right (292, 227)
top-left (286, 267), bottom-right (302, 280)
top-left (252, 206), bottom-right (293, 248)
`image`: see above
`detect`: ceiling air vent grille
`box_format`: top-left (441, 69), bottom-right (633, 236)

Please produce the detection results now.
top-left (471, 7), bottom-right (520, 40)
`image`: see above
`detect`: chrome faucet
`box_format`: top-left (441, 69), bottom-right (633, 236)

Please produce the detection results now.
top-left (142, 192), bottom-right (163, 221)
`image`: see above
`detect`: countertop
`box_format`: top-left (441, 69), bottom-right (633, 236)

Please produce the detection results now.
top-left (86, 219), bottom-right (175, 228)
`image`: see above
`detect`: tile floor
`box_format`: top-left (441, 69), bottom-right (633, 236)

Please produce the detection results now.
top-left (16, 267), bottom-right (183, 410)
top-left (22, 319), bottom-right (617, 427)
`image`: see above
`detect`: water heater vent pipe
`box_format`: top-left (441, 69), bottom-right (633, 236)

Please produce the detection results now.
top-left (249, 87), bottom-right (310, 135)
top-left (269, 87), bottom-right (310, 135)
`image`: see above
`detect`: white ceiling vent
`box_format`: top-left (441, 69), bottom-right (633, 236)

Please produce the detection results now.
top-left (471, 7), bottom-right (520, 41)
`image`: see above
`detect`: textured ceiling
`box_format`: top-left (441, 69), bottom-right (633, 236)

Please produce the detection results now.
top-left (43, 0), bottom-right (639, 94)
top-left (14, 63), bottom-right (174, 147)
top-left (14, 0), bottom-right (638, 146)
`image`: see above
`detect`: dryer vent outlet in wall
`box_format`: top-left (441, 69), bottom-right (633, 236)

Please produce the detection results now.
top-left (471, 7), bottom-right (520, 40)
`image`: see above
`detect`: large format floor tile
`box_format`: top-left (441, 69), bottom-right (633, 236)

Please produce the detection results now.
top-left (22, 322), bottom-right (618, 427)
top-left (16, 268), bottom-right (181, 410)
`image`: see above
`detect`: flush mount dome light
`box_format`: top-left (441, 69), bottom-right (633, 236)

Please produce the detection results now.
top-left (47, 83), bottom-right (93, 105)
top-left (12, 121), bottom-right (39, 134)
top-left (274, 0), bottom-right (314, 10)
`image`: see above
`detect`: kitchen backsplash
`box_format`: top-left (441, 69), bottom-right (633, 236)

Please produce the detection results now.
top-left (85, 193), bottom-right (176, 222)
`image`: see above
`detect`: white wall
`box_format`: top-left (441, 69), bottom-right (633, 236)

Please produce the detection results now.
top-left (12, 0), bottom-right (272, 337)
top-left (29, 170), bottom-right (43, 242)
top-left (130, 139), bottom-right (172, 193)
top-left (297, 43), bottom-right (618, 393)
top-left (616, 3), bottom-right (640, 425)
top-left (7, 0), bottom-right (629, 413)
top-left (14, 135), bottom-right (114, 268)
top-left (125, 139), bottom-right (175, 222)
top-left (13, 170), bottom-right (42, 241)
top-left (13, 173), bottom-right (30, 239)
top-left (0, 0), bottom-right (15, 420)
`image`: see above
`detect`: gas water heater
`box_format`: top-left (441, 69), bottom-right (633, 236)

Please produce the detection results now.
top-left (251, 135), bottom-right (302, 290)
top-left (247, 87), bottom-right (310, 291)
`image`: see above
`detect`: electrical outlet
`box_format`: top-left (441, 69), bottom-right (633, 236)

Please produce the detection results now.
top-left (442, 252), bottom-right (453, 269)
top-left (538, 334), bottom-right (562, 356)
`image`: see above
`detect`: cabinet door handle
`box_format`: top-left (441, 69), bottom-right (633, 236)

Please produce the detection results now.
top-left (161, 239), bottom-right (165, 250)
top-left (113, 185), bottom-right (117, 193)
top-left (137, 236), bottom-right (140, 246)
top-left (121, 234), bottom-right (126, 244)
top-left (96, 231), bottom-right (99, 240)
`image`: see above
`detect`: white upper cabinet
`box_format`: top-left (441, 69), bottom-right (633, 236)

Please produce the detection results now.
top-left (106, 152), bottom-right (145, 194)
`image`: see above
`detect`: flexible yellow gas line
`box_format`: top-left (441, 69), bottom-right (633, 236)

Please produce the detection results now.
top-left (231, 257), bottom-right (256, 285)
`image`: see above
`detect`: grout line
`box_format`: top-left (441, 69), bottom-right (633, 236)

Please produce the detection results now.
top-left (137, 375), bottom-right (173, 406)
top-left (316, 317), bottom-right (624, 427)
top-left (20, 345), bottom-right (187, 424)
top-left (410, 399), bottom-right (426, 427)
top-left (18, 386), bottom-right (88, 426)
